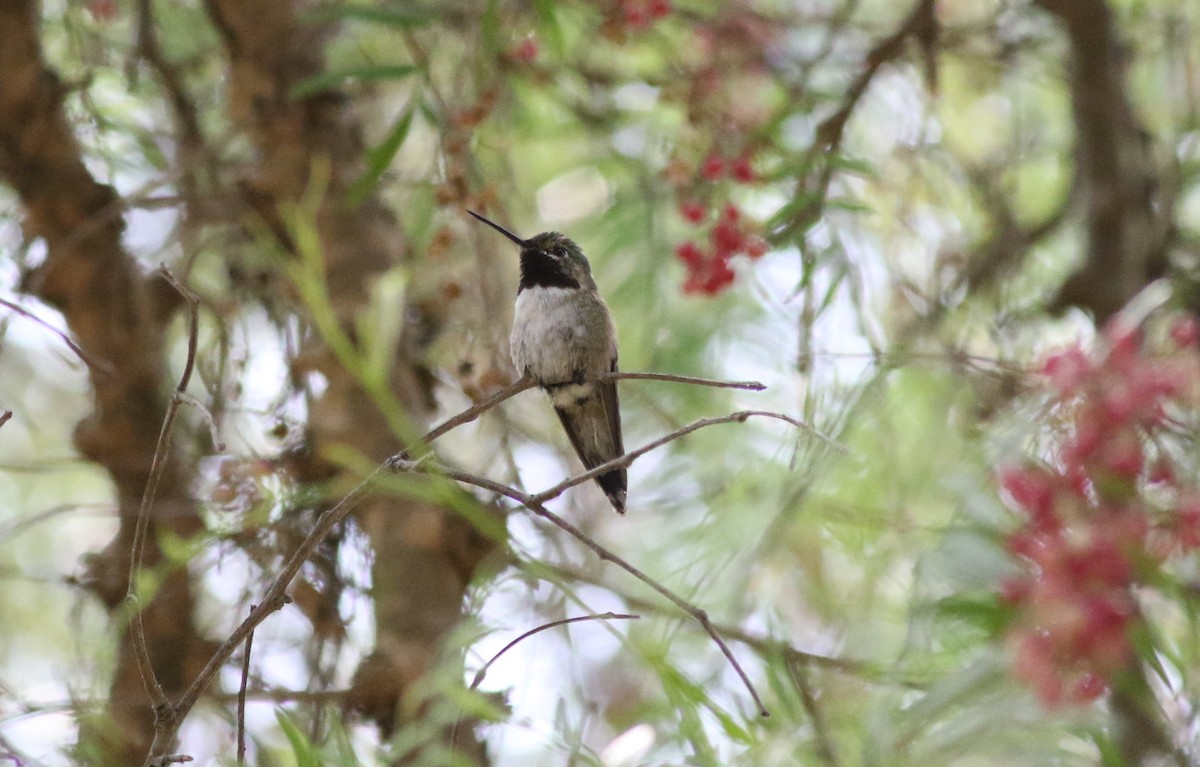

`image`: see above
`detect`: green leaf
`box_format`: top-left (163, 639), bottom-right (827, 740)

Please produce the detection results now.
top-left (275, 709), bottom-right (319, 767)
top-left (439, 683), bottom-right (510, 723)
top-left (290, 64), bottom-right (421, 100)
top-left (826, 196), bottom-right (875, 214)
top-left (349, 106), bottom-right (416, 204)
top-left (828, 153), bottom-right (877, 177)
top-left (935, 594), bottom-right (1009, 635)
top-left (530, 0), bottom-right (565, 56)
top-left (357, 266), bottom-right (408, 387)
top-left (311, 5), bottom-right (435, 28)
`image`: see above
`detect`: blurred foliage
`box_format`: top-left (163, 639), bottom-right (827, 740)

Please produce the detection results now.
top-left (2, 0), bottom-right (1200, 765)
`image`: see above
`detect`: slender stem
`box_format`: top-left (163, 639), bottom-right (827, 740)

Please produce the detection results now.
top-left (469, 613), bottom-right (640, 690)
top-left (236, 609), bottom-right (257, 766)
top-left (403, 461), bottom-right (771, 717)
top-left (147, 370), bottom-right (799, 759)
top-left (602, 371), bottom-right (765, 390)
top-left (128, 269), bottom-right (201, 714)
top-left (529, 410), bottom-right (841, 507)
top-left (416, 371), bottom-right (769, 452)
top-left (417, 376), bottom-right (537, 449)
top-left (533, 560), bottom-right (894, 681)
top-left (0, 297), bottom-right (113, 374)
top-left (145, 468), bottom-right (380, 763)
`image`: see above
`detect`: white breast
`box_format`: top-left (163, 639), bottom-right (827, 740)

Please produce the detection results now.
top-left (511, 287), bottom-right (613, 384)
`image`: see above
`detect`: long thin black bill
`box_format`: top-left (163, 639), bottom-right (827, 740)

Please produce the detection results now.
top-left (468, 210), bottom-right (527, 247)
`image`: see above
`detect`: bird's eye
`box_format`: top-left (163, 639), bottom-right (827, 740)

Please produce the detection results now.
top-left (552, 247), bottom-right (566, 258)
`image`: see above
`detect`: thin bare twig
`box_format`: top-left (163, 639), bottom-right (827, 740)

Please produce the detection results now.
top-left (177, 392), bottom-right (225, 452)
top-left (418, 376), bottom-right (538, 449)
top-left (396, 429), bottom-right (781, 717)
top-left (143, 466), bottom-right (379, 763)
top-left (145, 371), bottom-right (782, 757)
top-left (0, 410), bottom-right (10, 429)
top-left (134, 0), bottom-right (201, 143)
top-left (778, 0), bottom-right (936, 243)
top-left (527, 410), bottom-right (842, 507)
top-left (0, 502), bottom-right (114, 542)
top-left (128, 269), bottom-right (227, 765)
top-left (470, 613), bottom-right (640, 691)
top-left (534, 560), bottom-right (898, 681)
top-left (0, 298), bottom-right (112, 374)
top-left (127, 270), bottom-right (202, 714)
top-left (602, 371), bottom-right (765, 391)
top-left (787, 657), bottom-right (839, 767)
top-left (236, 609), bottom-right (256, 766)
top-left (417, 371), bottom-right (767, 451)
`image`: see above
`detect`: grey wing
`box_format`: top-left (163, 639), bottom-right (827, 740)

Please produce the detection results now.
top-left (600, 355), bottom-right (624, 458)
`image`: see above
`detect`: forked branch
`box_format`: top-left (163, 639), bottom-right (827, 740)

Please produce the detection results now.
top-left (144, 368), bottom-right (841, 761)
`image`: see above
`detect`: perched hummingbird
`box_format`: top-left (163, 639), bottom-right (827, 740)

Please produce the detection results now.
top-left (469, 210), bottom-right (627, 513)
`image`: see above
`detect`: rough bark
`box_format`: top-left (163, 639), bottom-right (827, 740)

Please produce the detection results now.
top-left (0, 2), bottom-right (208, 764)
top-left (1038, 0), bottom-right (1167, 321)
top-left (202, 0), bottom-right (496, 760)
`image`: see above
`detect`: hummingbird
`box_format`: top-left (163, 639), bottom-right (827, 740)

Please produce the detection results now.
top-left (469, 210), bottom-right (627, 513)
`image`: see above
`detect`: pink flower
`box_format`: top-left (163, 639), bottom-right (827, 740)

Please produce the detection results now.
top-left (1041, 347), bottom-right (1090, 393)
top-left (1170, 315), bottom-right (1199, 348)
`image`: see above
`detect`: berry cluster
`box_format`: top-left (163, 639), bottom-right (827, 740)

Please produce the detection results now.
top-left (673, 151), bottom-right (768, 295)
top-left (612, 0), bottom-right (672, 32)
top-left (999, 316), bottom-right (1200, 707)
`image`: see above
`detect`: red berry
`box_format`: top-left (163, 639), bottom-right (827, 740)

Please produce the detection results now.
top-left (700, 154), bottom-right (725, 181)
top-left (647, 0), bottom-right (672, 19)
top-left (675, 241), bottom-right (704, 267)
top-left (89, 0), bottom-right (117, 20)
top-left (731, 156), bottom-right (756, 183)
top-left (712, 220), bottom-right (743, 254)
top-left (703, 259), bottom-right (736, 293)
top-left (745, 236), bottom-right (769, 259)
top-left (623, 3), bottom-right (649, 28)
top-left (511, 38), bottom-right (539, 63)
top-left (678, 199), bottom-right (707, 224)
top-left (682, 275), bottom-right (704, 294)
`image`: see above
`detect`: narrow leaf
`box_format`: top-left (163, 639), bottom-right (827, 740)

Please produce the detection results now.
top-left (291, 64), bottom-right (421, 100)
top-left (350, 106), bottom-right (416, 204)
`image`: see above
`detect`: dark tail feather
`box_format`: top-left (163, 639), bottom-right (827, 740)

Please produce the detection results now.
top-left (597, 469), bottom-right (627, 514)
top-left (548, 380), bottom-right (627, 513)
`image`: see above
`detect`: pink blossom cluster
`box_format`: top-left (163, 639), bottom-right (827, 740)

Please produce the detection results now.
top-left (999, 316), bottom-right (1200, 707)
